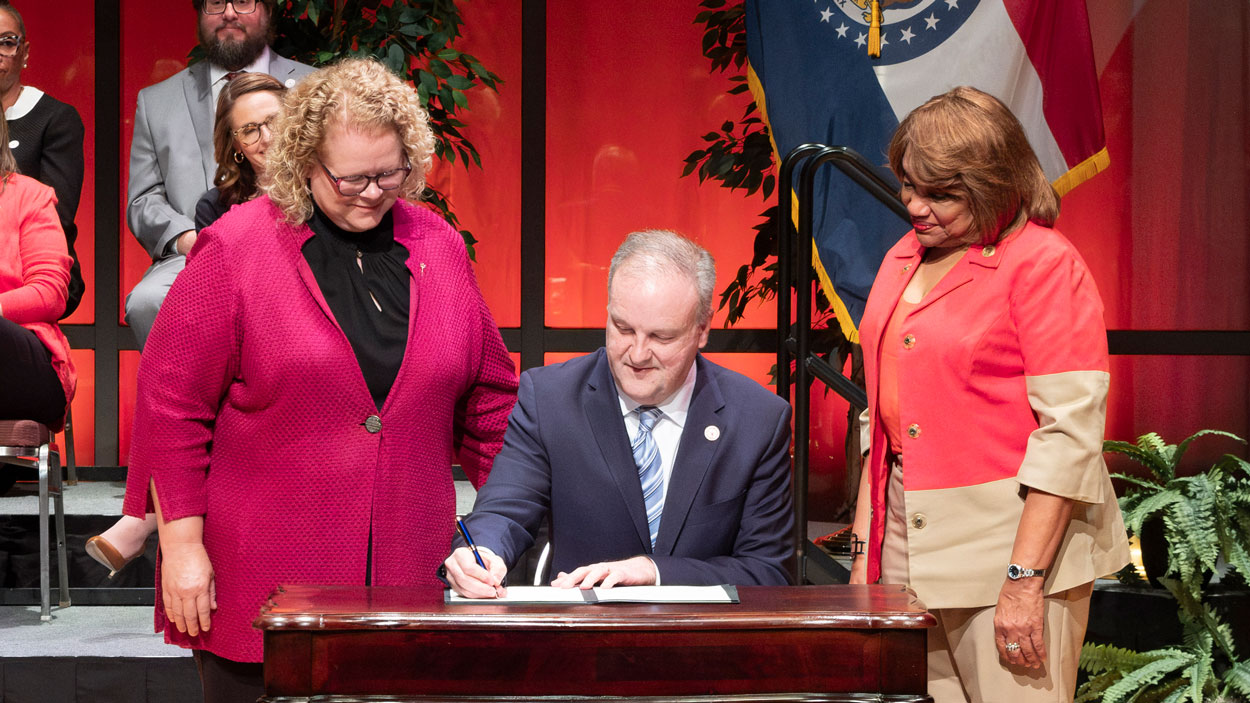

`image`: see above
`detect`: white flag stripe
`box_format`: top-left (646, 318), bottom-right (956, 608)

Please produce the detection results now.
top-left (873, 0), bottom-right (1070, 181)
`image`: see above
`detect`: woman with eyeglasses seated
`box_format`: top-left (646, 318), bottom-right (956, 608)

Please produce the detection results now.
top-left (86, 73), bottom-right (287, 578)
top-left (0, 1), bottom-right (85, 320)
top-left (196, 72), bottom-right (286, 230)
top-left (124, 58), bottom-right (517, 700)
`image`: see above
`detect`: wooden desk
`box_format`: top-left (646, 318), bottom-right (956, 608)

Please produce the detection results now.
top-left (256, 584), bottom-right (935, 702)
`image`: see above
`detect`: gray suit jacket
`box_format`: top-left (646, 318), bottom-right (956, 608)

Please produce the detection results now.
top-left (126, 54), bottom-right (314, 260)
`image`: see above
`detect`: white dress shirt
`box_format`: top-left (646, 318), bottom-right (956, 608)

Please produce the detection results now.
top-left (617, 361), bottom-right (698, 512)
top-left (616, 361), bottom-right (698, 585)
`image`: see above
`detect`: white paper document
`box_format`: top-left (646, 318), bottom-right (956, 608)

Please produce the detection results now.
top-left (446, 585), bottom-right (739, 604)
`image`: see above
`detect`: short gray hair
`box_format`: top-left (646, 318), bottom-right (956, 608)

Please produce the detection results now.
top-left (608, 229), bottom-right (716, 328)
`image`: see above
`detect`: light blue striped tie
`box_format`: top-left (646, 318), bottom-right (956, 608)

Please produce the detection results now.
top-left (632, 406), bottom-right (664, 549)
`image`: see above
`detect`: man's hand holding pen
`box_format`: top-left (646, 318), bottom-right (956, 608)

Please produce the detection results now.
top-left (444, 545), bottom-right (508, 599)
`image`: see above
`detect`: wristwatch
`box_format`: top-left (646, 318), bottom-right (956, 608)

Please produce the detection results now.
top-left (1007, 563), bottom-right (1046, 580)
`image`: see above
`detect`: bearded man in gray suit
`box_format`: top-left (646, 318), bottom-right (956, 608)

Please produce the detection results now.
top-left (124, 0), bottom-right (313, 348)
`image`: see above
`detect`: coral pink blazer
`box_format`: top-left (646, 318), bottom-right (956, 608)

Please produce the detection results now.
top-left (859, 222), bottom-right (1128, 608)
top-left (0, 174), bottom-right (75, 422)
top-left (128, 197), bottom-right (517, 661)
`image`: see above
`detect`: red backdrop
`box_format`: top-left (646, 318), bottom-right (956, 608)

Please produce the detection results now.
top-left (19, 0), bottom-right (95, 463)
top-left (15, 1), bottom-right (1247, 512)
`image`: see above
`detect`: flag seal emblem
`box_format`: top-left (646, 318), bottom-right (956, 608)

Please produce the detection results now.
top-left (821, 0), bottom-right (978, 64)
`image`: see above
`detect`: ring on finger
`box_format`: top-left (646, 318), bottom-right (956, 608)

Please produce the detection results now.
top-left (1005, 642), bottom-right (1021, 652)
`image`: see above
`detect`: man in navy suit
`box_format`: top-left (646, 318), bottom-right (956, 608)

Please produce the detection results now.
top-left (445, 230), bottom-right (794, 597)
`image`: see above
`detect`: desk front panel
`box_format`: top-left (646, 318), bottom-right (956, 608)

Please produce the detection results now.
top-left (259, 584), bottom-right (934, 701)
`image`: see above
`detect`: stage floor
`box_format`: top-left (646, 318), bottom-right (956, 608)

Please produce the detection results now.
top-left (0, 475), bottom-right (482, 701)
top-left (0, 604), bottom-right (177, 658)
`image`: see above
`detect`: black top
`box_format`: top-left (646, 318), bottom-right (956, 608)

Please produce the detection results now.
top-left (301, 204), bottom-right (411, 409)
top-left (195, 187), bottom-right (233, 231)
top-left (8, 89), bottom-right (85, 318)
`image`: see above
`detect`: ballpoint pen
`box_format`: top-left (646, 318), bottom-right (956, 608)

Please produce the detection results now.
top-left (456, 517), bottom-right (487, 570)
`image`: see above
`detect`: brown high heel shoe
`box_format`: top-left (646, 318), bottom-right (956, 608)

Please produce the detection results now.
top-left (85, 535), bottom-right (137, 578)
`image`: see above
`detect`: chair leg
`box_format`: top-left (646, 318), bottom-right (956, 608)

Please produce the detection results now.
top-left (38, 444), bottom-right (51, 621)
top-left (51, 449), bottom-right (70, 608)
top-left (63, 404), bottom-right (77, 486)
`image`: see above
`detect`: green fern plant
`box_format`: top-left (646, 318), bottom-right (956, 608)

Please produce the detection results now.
top-left (1078, 606), bottom-right (1250, 703)
top-left (1075, 431), bottom-right (1250, 703)
top-left (1107, 430), bottom-right (1250, 599)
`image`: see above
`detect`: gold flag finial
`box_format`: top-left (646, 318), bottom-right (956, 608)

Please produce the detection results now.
top-left (867, 0), bottom-right (883, 58)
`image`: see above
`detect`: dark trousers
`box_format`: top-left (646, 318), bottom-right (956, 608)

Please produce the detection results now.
top-left (193, 649), bottom-right (265, 703)
top-left (0, 317), bottom-right (65, 426)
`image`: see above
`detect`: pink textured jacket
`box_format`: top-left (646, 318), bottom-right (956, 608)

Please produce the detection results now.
top-left (127, 197), bottom-right (517, 662)
top-left (0, 174), bottom-right (75, 421)
top-left (859, 222), bottom-right (1128, 609)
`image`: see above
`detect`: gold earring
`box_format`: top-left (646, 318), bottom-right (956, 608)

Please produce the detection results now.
top-left (233, 151), bottom-right (244, 163)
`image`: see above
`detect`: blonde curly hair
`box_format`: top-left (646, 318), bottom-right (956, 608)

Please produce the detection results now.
top-left (265, 58), bottom-right (436, 224)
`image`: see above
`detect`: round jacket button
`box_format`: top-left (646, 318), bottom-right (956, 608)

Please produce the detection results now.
top-left (364, 415), bottom-right (382, 434)
top-left (907, 423), bottom-right (921, 439)
top-left (982, 245), bottom-right (996, 257)
top-left (911, 513), bottom-right (927, 529)
top-left (903, 334), bottom-right (915, 349)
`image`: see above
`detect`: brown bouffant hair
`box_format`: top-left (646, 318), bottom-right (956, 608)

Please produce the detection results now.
top-left (211, 72), bottom-right (285, 208)
top-left (887, 86), bottom-right (1060, 245)
top-left (266, 58), bottom-right (435, 224)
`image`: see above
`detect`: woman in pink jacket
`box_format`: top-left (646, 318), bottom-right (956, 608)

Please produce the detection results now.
top-left (127, 59), bottom-right (517, 701)
top-left (0, 112), bottom-right (74, 434)
top-left (87, 72), bottom-right (290, 577)
top-left (849, 87), bottom-right (1129, 701)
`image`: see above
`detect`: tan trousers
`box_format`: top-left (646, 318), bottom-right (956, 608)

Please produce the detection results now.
top-left (881, 460), bottom-right (1093, 702)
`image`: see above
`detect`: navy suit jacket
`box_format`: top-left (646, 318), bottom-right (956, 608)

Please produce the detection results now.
top-left (463, 348), bottom-right (794, 586)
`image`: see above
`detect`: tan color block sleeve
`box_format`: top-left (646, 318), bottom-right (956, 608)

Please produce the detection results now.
top-left (1017, 369), bottom-right (1111, 503)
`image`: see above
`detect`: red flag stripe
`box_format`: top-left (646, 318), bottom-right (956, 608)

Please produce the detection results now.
top-left (1003, 0), bottom-right (1106, 170)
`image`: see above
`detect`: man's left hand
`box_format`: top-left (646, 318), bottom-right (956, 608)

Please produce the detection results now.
top-left (551, 556), bottom-right (658, 589)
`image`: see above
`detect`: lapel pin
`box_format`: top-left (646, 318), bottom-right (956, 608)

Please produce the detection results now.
top-left (285, 78), bottom-right (296, 88)
top-left (704, 425), bottom-right (720, 441)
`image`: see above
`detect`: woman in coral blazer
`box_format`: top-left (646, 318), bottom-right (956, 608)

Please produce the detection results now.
top-left (849, 87), bottom-right (1129, 702)
top-left (125, 60), bottom-right (517, 702)
top-left (0, 112), bottom-right (74, 433)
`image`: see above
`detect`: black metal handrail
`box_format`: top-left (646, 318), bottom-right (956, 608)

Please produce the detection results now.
top-left (778, 144), bottom-right (908, 584)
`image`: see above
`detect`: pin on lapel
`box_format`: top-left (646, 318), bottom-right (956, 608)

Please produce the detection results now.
top-left (285, 78), bottom-right (296, 88)
top-left (420, 262), bottom-right (426, 276)
top-left (704, 425), bottom-right (720, 441)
